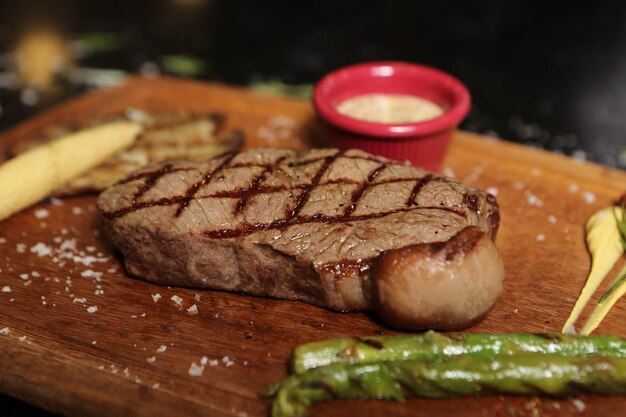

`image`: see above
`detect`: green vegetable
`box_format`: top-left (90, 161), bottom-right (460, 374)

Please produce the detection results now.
top-left (292, 331), bottom-right (626, 374)
top-left (161, 55), bottom-right (207, 77)
top-left (270, 356), bottom-right (626, 417)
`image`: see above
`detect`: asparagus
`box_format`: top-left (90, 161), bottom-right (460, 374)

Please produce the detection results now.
top-left (271, 355), bottom-right (626, 417)
top-left (292, 331), bottom-right (626, 374)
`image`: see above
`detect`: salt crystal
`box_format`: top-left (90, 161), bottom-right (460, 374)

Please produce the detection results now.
top-left (0, 327), bottom-right (9, 335)
top-left (73, 297), bottom-right (87, 304)
top-left (34, 208), bottom-right (49, 219)
top-left (123, 367), bottom-right (129, 377)
top-left (86, 246), bottom-right (96, 253)
top-left (23, 280), bottom-right (32, 286)
top-left (486, 186), bottom-right (499, 197)
top-left (209, 359), bottom-right (219, 367)
top-left (98, 365), bottom-right (105, 370)
top-left (151, 293), bottom-right (162, 302)
top-left (157, 345), bottom-right (167, 353)
top-left (18, 335), bottom-right (27, 342)
top-left (189, 361), bottom-right (205, 376)
top-left (16, 243), bottom-right (26, 253)
top-left (72, 207), bottom-right (83, 215)
top-left (1, 286), bottom-right (11, 293)
top-left (569, 183), bottom-right (579, 193)
top-left (60, 239), bottom-right (77, 251)
top-left (237, 412), bottom-right (248, 417)
top-left (147, 356), bottom-right (156, 363)
top-left (53, 236), bottom-right (62, 243)
top-left (187, 304), bottom-right (198, 315)
top-left (171, 295), bottom-right (183, 306)
top-left (107, 268), bottom-right (117, 273)
top-left (536, 234), bottom-right (545, 242)
top-left (524, 190), bottom-right (544, 207)
top-left (60, 228), bottom-right (68, 235)
top-left (87, 306), bottom-right (98, 313)
top-left (81, 269), bottom-right (103, 279)
top-left (0, 237), bottom-right (6, 244)
top-left (201, 356), bottom-right (208, 365)
top-left (31, 271), bottom-right (40, 277)
top-left (50, 197), bottom-right (64, 206)
top-left (570, 398), bottom-right (586, 413)
top-left (582, 191), bottom-right (596, 204)
top-left (442, 167), bottom-right (455, 178)
top-left (547, 214), bottom-right (557, 224)
top-left (152, 383), bottom-right (160, 389)
top-left (92, 340), bottom-right (97, 345)
top-left (30, 242), bottom-right (53, 257)
top-left (73, 255), bottom-right (106, 267)
top-left (194, 293), bottom-right (201, 301)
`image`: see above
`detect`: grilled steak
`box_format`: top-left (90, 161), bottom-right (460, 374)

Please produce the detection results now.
top-left (98, 148), bottom-right (503, 330)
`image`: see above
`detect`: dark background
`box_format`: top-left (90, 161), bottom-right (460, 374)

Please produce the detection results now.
top-left (1, 0), bottom-right (625, 415)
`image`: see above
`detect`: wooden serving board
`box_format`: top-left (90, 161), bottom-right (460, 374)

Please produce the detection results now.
top-left (1, 77), bottom-right (626, 417)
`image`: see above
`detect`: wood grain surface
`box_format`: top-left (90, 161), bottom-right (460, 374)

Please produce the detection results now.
top-left (1, 76), bottom-right (626, 417)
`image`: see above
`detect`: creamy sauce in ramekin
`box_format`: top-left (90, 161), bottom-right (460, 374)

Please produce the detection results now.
top-left (337, 93), bottom-right (444, 124)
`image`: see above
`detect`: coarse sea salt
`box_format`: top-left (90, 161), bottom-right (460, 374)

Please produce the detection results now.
top-left (571, 398), bottom-right (586, 412)
top-left (73, 297), bottom-right (87, 304)
top-left (147, 356), bottom-right (156, 363)
top-left (536, 234), bottom-right (545, 242)
top-left (548, 214), bottom-right (557, 224)
top-left (0, 327), bottom-right (9, 335)
top-left (171, 295), bottom-right (183, 306)
top-left (583, 191), bottom-right (596, 204)
top-left (30, 242), bottom-right (53, 257)
top-left (187, 304), bottom-right (198, 315)
top-left (157, 345), bottom-right (167, 353)
top-left (486, 186), bottom-right (499, 197)
top-left (87, 306), bottom-right (98, 313)
top-left (16, 243), bottom-right (26, 253)
top-left (81, 269), bottom-right (103, 279)
top-left (524, 190), bottom-right (544, 207)
top-left (189, 361), bottom-right (205, 376)
top-left (1, 286), bottom-right (11, 293)
top-left (152, 293), bottom-right (162, 302)
top-left (34, 208), bottom-right (49, 219)
top-left (0, 237), bottom-right (6, 244)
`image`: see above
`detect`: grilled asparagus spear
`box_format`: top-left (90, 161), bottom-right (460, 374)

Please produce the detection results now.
top-left (271, 355), bottom-right (626, 417)
top-left (292, 331), bottom-right (626, 374)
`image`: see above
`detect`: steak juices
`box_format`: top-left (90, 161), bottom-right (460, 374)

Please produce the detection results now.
top-left (98, 148), bottom-right (503, 330)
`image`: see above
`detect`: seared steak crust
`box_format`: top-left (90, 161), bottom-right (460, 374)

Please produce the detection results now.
top-left (98, 148), bottom-right (500, 311)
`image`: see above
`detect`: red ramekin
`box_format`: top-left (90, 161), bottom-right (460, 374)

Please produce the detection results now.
top-left (313, 61), bottom-right (471, 171)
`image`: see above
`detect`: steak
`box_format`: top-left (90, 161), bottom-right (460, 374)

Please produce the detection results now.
top-left (98, 148), bottom-right (502, 328)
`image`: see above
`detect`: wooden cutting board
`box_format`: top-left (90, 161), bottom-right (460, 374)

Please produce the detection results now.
top-left (1, 76), bottom-right (626, 417)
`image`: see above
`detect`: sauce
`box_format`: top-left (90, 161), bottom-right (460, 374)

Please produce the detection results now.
top-left (336, 94), bottom-right (444, 124)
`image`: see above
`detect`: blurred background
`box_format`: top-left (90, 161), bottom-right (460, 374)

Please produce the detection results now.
top-left (0, 0), bottom-right (625, 414)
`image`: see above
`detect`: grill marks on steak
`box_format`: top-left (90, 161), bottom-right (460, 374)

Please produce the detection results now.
top-left (101, 149), bottom-right (472, 237)
top-left (98, 148), bottom-right (500, 311)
